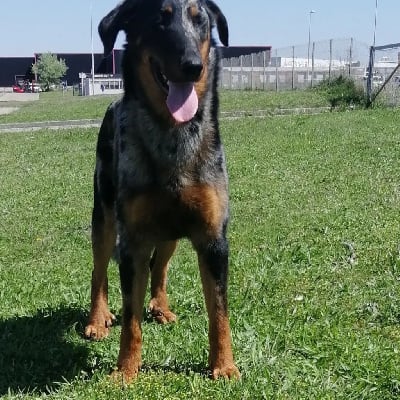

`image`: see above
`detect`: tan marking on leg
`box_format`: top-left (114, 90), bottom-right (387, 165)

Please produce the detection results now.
top-left (123, 194), bottom-right (154, 226)
top-left (149, 240), bottom-right (178, 324)
top-left (198, 256), bottom-right (240, 380)
top-left (113, 314), bottom-right (143, 383)
top-left (181, 184), bottom-right (227, 236)
top-left (85, 209), bottom-right (116, 340)
top-left (114, 246), bottom-right (151, 383)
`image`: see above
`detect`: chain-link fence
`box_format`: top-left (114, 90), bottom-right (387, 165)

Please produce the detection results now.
top-left (221, 38), bottom-right (370, 91)
top-left (367, 43), bottom-right (400, 106)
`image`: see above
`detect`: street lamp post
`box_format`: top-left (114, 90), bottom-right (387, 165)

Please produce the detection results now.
top-left (373, 0), bottom-right (378, 48)
top-left (307, 10), bottom-right (316, 84)
top-left (90, 0), bottom-right (95, 96)
top-left (367, 0), bottom-right (379, 106)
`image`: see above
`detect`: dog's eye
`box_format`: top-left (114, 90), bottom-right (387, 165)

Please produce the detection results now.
top-left (188, 5), bottom-right (203, 25)
top-left (192, 14), bottom-right (203, 25)
top-left (160, 7), bottom-right (173, 26)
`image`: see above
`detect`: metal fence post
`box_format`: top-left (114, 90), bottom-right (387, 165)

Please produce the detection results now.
top-left (329, 39), bottom-right (333, 81)
top-left (292, 46), bottom-right (295, 90)
top-left (366, 46), bottom-right (375, 107)
top-left (275, 49), bottom-right (278, 92)
top-left (229, 57), bottom-right (232, 90)
top-left (251, 53), bottom-right (254, 90)
top-left (240, 55), bottom-right (243, 90)
top-left (263, 51), bottom-right (266, 90)
top-left (349, 38), bottom-right (353, 77)
top-left (311, 42), bottom-right (315, 88)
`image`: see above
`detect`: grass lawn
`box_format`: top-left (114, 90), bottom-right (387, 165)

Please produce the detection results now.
top-left (0, 89), bottom-right (329, 124)
top-left (0, 95), bottom-right (400, 398)
top-left (0, 92), bottom-right (118, 124)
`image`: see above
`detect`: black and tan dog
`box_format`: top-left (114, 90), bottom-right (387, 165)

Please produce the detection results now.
top-left (84, 0), bottom-right (239, 382)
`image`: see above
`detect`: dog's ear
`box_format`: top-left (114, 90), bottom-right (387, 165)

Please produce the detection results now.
top-left (204, 0), bottom-right (229, 47)
top-left (98, 0), bottom-right (139, 56)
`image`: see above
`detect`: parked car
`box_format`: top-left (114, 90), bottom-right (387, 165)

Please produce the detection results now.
top-left (27, 83), bottom-right (42, 92)
top-left (12, 84), bottom-right (25, 93)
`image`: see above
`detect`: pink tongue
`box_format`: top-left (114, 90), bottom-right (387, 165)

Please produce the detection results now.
top-left (166, 82), bottom-right (198, 123)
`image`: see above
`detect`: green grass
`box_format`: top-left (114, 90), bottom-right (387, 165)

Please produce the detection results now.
top-left (0, 91), bottom-right (118, 123)
top-left (1, 96), bottom-right (400, 398)
top-left (0, 89), bottom-right (329, 124)
top-left (221, 89), bottom-right (329, 111)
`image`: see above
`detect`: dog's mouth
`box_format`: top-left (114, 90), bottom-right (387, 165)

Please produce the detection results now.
top-left (150, 58), bottom-right (198, 124)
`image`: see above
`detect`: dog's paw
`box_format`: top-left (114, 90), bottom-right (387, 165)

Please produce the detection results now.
top-left (211, 364), bottom-right (240, 380)
top-left (149, 299), bottom-right (177, 324)
top-left (85, 324), bottom-right (110, 340)
top-left (151, 308), bottom-right (177, 324)
top-left (110, 357), bottom-right (142, 385)
top-left (85, 311), bottom-right (116, 340)
top-left (109, 368), bottom-right (139, 386)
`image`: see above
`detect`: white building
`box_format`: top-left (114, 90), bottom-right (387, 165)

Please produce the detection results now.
top-left (80, 73), bottom-right (124, 96)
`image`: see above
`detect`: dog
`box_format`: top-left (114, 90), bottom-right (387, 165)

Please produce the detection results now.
top-left (84, 0), bottom-right (240, 382)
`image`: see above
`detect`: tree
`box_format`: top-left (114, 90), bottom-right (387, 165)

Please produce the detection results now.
top-left (32, 53), bottom-right (68, 91)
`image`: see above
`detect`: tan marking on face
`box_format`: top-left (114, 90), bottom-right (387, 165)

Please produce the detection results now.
top-left (194, 36), bottom-right (211, 103)
top-left (137, 50), bottom-right (175, 125)
top-left (163, 4), bottom-right (173, 14)
top-left (189, 4), bottom-right (199, 18)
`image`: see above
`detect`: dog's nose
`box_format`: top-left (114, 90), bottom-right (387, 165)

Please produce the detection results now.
top-left (181, 58), bottom-right (203, 81)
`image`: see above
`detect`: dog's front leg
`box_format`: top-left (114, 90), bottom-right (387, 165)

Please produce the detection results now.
top-left (113, 234), bottom-right (152, 384)
top-left (149, 240), bottom-right (178, 324)
top-left (85, 205), bottom-right (116, 340)
top-left (196, 237), bottom-right (240, 380)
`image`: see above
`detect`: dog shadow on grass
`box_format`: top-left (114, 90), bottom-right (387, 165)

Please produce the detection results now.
top-left (0, 307), bottom-right (91, 395)
top-left (0, 307), bottom-right (210, 395)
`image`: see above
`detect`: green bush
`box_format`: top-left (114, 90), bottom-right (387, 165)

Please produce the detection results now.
top-left (316, 75), bottom-right (367, 109)
top-left (32, 53), bottom-right (68, 92)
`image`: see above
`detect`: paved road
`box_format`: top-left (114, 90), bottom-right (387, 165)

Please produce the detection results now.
top-left (0, 119), bottom-right (101, 133)
top-left (0, 107), bottom-right (331, 133)
top-left (0, 107), bottom-right (19, 116)
top-left (0, 93), bottom-right (39, 102)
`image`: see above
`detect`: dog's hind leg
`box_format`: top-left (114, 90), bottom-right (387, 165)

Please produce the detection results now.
top-left (148, 240), bottom-right (178, 324)
top-left (85, 178), bottom-right (117, 340)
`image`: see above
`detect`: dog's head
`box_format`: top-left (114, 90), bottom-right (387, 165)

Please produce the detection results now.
top-left (99, 0), bottom-right (228, 124)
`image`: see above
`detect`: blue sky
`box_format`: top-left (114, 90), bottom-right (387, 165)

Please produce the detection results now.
top-left (1, 0), bottom-right (398, 56)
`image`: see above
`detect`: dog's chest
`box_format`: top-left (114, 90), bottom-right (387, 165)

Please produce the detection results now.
top-left (116, 108), bottom-right (215, 187)
top-left (114, 102), bottom-right (228, 240)
top-left (121, 184), bottom-right (227, 240)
